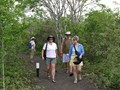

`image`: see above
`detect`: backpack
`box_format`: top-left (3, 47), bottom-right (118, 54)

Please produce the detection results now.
top-left (28, 42), bottom-right (32, 48)
top-left (43, 43), bottom-right (48, 60)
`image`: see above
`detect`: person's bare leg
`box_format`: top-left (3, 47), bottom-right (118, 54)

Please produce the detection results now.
top-left (77, 65), bottom-right (82, 80)
top-left (47, 64), bottom-right (51, 78)
top-left (69, 65), bottom-right (73, 76)
top-left (66, 62), bottom-right (69, 73)
top-left (51, 64), bottom-right (56, 82)
top-left (73, 66), bottom-right (77, 83)
top-left (30, 50), bottom-right (34, 62)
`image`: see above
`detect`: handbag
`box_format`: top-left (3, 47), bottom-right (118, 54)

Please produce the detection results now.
top-left (73, 44), bottom-right (83, 65)
top-left (44, 43), bottom-right (48, 60)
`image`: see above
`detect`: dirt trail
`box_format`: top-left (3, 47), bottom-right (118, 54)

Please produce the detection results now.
top-left (20, 54), bottom-right (104, 90)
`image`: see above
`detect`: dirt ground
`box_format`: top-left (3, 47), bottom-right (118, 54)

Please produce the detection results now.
top-left (20, 54), bottom-right (105, 90)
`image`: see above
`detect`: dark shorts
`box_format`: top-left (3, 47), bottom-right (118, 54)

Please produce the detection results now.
top-left (46, 58), bottom-right (56, 64)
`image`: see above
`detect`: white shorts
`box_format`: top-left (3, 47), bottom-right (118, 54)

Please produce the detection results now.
top-left (63, 54), bottom-right (69, 63)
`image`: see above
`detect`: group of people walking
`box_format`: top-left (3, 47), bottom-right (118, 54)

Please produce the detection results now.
top-left (29, 31), bottom-right (85, 84)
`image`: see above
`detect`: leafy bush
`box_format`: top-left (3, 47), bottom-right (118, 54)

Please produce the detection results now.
top-left (82, 9), bottom-right (120, 89)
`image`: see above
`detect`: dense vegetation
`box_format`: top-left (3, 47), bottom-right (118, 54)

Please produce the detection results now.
top-left (83, 11), bottom-right (120, 89)
top-left (0, 0), bottom-right (120, 90)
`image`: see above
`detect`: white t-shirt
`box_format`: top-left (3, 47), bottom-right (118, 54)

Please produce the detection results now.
top-left (43, 42), bottom-right (57, 58)
top-left (30, 40), bottom-right (35, 49)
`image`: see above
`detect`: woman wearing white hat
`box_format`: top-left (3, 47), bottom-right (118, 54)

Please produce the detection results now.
top-left (29, 37), bottom-right (36, 62)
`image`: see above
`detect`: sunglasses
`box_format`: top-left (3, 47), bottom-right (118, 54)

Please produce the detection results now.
top-left (73, 39), bottom-right (77, 41)
top-left (66, 34), bottom-right (70, 36)
top-left (49, 38), bottom-right (53, 40)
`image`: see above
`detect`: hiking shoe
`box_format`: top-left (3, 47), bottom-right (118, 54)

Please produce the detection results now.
top-left (52, 80), bottom-right (56, 83)
top-left (78, 75), bottom-right (82, 81)
top-left (31, 60), bottom-right (34, 63)
top-left (66, 70), bottom-right (69, 74)
top-left (55, 70), bottom-right (57, 73)
top-left (69, 73), bottom-right (73, 76)
top-left (47, 75), bottom-right (50, 79)
top-left (73, 80), bottom-right (77, 84)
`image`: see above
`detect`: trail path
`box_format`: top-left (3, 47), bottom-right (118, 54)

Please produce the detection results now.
top-left (20, 54), bottom-right (104, 90)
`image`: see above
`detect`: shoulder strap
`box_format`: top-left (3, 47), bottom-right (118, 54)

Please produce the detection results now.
top-left (45, 43), bottom-right (48, 50)
top-left (73, 44), bottom-right (80, 56)
top-left (73, 44), bottom-right (77, 52)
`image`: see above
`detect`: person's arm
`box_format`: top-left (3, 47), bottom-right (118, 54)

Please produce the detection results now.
top-left (41, 49), bottom-right (45, 60)
top-left (79, 44), bottom-right (85, 59)
top-left (55, 43), bottom-right (58, 59)
top-left (60, 38), bottom-right (65, 52)
top-left (55, 49), bottom-right (58, 59)
top-left (68, 45), bottom-right (73, 58)
top-left (41, 43), bottom-right (46, 60)
top-left (33, 41), bottom-right (36, 51)
top-left (81, 45), bottom-right (85, 56)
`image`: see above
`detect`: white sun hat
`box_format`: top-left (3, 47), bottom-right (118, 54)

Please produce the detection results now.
top-left (31, 37), bottom-right (35, 39)
top-left (65, 31), bottom-right (71, 35)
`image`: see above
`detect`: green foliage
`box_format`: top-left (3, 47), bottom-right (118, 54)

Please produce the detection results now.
top-left (0, 0), bottom-right (120, 89)
top-left (35, 20), bottom-right (56, 54)
top-left (5, 59), bottom-right (31, 89)
top-left (60, 16), bottom-right (85, 36)
top-left (0, 1), bottom-right (42, 89)
top-left (84, 10), bottom-right (119, 60)
top-left (83, 10), bottom-right (120, 89)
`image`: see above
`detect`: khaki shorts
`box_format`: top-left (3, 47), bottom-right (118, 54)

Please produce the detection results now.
top-left (70, 55), bottom-right (83, 67)
top-left (30, 49), bottom-right (35, 59)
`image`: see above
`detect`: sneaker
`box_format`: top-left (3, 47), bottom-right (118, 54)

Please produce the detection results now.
top-left (69, 73), bottom-right (73, 76)
top-left (78, 75), bottom-right (82, 81)
top-left (73, 80), bottom-right (77, 84)
top-left (55, 70), bottom-right (57, 73)
top-left (52, 80), bottom-right (56, 83)
top-left (31, 60), bottom-right (34, 63)
top-left (47, 75), bottom-right (50, 79)
top-left (66, 70), bottom-right (69, 74)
